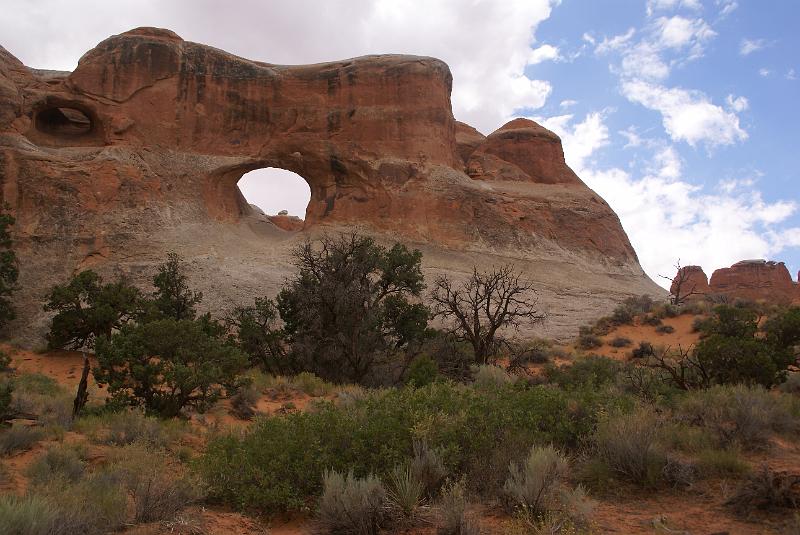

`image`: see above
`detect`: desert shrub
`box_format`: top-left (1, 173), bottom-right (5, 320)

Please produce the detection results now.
top-left (294, 371), bottom-right (334, 396)
top-left (438, 480), bottom-right (481, 535)
top-left (316, 469), bottom-right (387, 535)
top-left (74, 409), bottom-right (186, 447)
top-left (652, 303), bottom-right (679, 319)
top-left (591, 316), bottom-right (614, 336)
top-left (0, 350), bottom-right (11, 371)
top-left (609, 336), bottom-right (631, 348)
top-left (387, 463), bottom-right (425, 524)
top-left (503, 445), bottom-right (567, 515)
top-left (411, 440), bottom-right (447, 498)
top-left (780, 373), bottom-right (800, 396)
top-left (26, 443), bottom-right (87, 485)
top-left (726, 466), bottom-right (800, 513)
top-left (0, 379), bottom-right (12, 423)
top-left (630, 341), bottom-right (655, 359)
top-left (199, 381), bottom-right (630, 513)
top-left (9, 373), bottom-right (73, 429)
top-left (695, 448), bottom-right (750, 478)
top-left (472, 364), bottom-right (515, 387)
top-left (407, 355), bottom-right (440, 387)
top-left (676, 385), bottom-right (796, 450)
top-left (643, 315), bottom-right (663, 327)
top-left (544, 356), bottom-right (622, 390)
top-left (655, 324), bottom-right (675, 334)
top-left (610, 306), bottom-right (634, 326)
top-left (0, 425), bottom-right (44, 455)
top-left (279, 234), bottom-right (429, 383)
top-left (112, 443), bottom-right (205, 523)
top-left (230, 385), bottom-right (260, 420)
top-left (691, 316), bottom-right (710, 333)
top-left (94, 318), bottom-right (248, 417)
top-left (576, 333), bottom-right (602, 350)
top-left (594, 410), bottom-right (665, 486)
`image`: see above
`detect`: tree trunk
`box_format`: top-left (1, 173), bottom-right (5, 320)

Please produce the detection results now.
top-left (71, 353), bottom-right (90, 420)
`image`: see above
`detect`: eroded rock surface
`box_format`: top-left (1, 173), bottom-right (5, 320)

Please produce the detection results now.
top-left (0, 28), bottom-right (662, 344)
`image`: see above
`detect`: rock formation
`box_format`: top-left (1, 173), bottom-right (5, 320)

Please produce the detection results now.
top-left (671, 260), bottom-right (800, 304)
top-left (0, 28), bottom-right (663, 344)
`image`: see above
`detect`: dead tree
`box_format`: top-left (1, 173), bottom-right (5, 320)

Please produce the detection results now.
top-left (430, 265), bottom-right (545, 364)
top-left (659, 259), bottom-right (700, 306)
top-left (640, 344), bottom-right (711, 390)
top-left (71, 353), bottom-right (90, 420)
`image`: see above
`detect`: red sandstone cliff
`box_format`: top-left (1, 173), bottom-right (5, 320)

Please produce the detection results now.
top-left (671, 260), bottom-right (800, 304)
top-left (0, 28), bottom-right (662, 343)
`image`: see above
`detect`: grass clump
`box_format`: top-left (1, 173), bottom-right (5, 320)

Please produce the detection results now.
top-left (74, 409), bottom-right (186, 447)
top-left (576, 333), bottom-right (602, 350)
top-left (472, 364), bottom-right (515, 387)
top-left (594, 410), bottom-right (665, 487)
top-left (316, 469), bottom-right (387, 535)
top-left (503, 445), bottom-right (567, 515)
top-left (726, 466), bottom-right (800, 514)
top-left (438, 480), bottom-right (482, 535)
top-left (695, 448), bottom-right (750, 478)
top-left (0, 425), bottom-right (45, 456)
top-left (25, 443), bottom-right (87, 485)
top-left (676, 385), bottom-right (795, 450)
top-left (111, 442), bottom-right (205, 523)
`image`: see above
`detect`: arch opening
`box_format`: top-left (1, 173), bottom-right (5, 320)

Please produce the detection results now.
top-left (237, 168), bottom-right (311, 231)
top-left (36, 106), bottom-right (93, 136)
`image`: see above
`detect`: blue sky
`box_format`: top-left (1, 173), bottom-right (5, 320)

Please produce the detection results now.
top-left (2, 0), bottom-right (798, 285)
top-left (525, 0), bottom-right (800, 283)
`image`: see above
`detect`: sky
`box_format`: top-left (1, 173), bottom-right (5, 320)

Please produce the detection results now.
top-left (2, 0), bottom-right (798, 286)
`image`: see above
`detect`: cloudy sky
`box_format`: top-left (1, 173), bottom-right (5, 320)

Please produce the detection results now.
top-left (2, 0), bottom-right (798, 285)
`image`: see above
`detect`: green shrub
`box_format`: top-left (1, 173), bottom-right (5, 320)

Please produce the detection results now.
top-left (591, 317), bottom-right (614, 336)
top-left (502, 445), bottom-right (567, 515)
top-left (199, 382), bottom-right (630, 513)
top-left (407, 355), bottom-right (439, 387)
top-left (0, 494), bottom-right (62, 535)
top-left (316, 470), bottom-right (387, 535)
top-left (655, 324), bottom-right (675, 334)
top-left (544, 356), bottom-right (621, 389)
top-left (780, 373), bottom-right (800, 396)
top-left (643, 315), bottom-right (663, 327)
top-left (94, 318), bottom-right (248, 417)
top-left (677, 385), bottom-right (796, 450)
top-left (0, 350), bottom-right (11, 371)
top-left (609, 337), bottom-right (632, 348)
top-left (594, 410), bottom-right (665, 486)
top-left (0, 425), bottom-right (44, 456)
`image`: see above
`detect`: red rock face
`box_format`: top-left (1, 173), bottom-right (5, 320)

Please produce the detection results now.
top-left (670, 265), bottom-right (710, 299)
top-left (671, 260), bottom-right (800, 304)
top-left (0, 27), bottom-right (660, 343)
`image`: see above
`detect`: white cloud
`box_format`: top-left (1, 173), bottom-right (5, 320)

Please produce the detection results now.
top-left (646, 0), bottom-right (702, 17)
top-left (787, 69), bottom-right (798, 81)
top-left (759, 68), bottom-right (772, 77)
top-left (740, 38), bottom-right (768, 55)
top-left (595, 28), bottom-right (636, 54)
top-left (654, 16), bottom-right (715, 50)
top-left (543, 113), bottom-right (798, 285)
top-left (0, 0), bottom-right (557, 134)
top-left (725, 94), bottom-right (749, 112)
top-left (622, 80), bottom-right (747, 147)
top-left (560, 99), bottom-right (578, 108)
top-left (619, 127), bottom-right (644, 148)
top-left (717, 0), bottom-right (738, 18)
top-left (582, 32), bottom-right (596, 46)
top-left (529, 44), bottom-right (560, 64)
